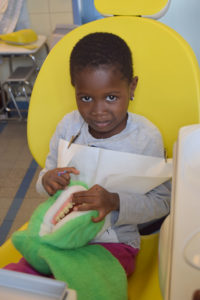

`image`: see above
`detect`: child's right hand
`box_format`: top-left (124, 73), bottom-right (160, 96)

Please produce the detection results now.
top-left (42, 167), bottom-right (80, 195)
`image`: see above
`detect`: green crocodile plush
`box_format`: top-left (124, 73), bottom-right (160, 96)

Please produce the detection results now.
top-left (12, 181), bottom-right (127, 300)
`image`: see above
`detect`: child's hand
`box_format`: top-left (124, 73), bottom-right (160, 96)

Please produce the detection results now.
top-left (72, 184), bottom-right (119, 222)
top-left (42, 167), bottom-right (80, 195)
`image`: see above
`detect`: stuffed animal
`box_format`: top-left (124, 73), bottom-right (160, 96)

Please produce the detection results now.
top-left (12, 181), bottom-right (127, 300)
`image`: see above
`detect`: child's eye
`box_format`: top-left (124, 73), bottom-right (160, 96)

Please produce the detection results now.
top-left (81, 96), bottom-right (92, 102)
top-left (106, 95), bottom-right (117, 102)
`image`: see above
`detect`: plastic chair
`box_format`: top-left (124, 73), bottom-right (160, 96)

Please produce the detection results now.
top-left (2, 65), bottom-right (36, 120)
top-left (0, 224), bottom-right (28, 268)
top-left (1, 1), bottom-right (200, 299)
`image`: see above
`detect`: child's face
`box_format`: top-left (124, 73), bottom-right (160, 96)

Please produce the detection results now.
top-left (74, 66), bottom-right (137, 139)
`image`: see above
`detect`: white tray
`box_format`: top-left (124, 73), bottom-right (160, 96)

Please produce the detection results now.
top-left (0, 269), bottom-right (76, 300)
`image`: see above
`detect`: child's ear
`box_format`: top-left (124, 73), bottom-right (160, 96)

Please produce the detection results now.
top-left (130, 76), bottom-right (138, 99)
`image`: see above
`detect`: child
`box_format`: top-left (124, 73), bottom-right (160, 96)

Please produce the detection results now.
top-left (36, 32), bottom-right (171, 275)
top-left (5, 32), bottom-right (171, 278)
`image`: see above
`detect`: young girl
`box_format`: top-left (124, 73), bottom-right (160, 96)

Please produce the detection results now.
top-left (36, 32), bottom-right (171, 275)
top-left (6, 32), bottom-right (171, 277)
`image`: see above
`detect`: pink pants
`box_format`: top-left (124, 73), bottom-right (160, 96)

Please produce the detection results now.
top-left (4, 243), bottom-right (139, 277)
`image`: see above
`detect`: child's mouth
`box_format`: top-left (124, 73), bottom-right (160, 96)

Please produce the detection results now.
top-left (93, 121), bottom-right (111, 128)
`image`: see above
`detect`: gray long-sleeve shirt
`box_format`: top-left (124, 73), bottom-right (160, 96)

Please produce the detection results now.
top-left (36, 111), bottom-right (171, 248)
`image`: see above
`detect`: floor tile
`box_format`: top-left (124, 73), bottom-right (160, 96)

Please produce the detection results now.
top-left (0, 120), bottom-right (46, 243)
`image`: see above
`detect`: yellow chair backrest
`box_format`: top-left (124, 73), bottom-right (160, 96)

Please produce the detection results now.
top-left (28, 16), bottom-right (200, 167)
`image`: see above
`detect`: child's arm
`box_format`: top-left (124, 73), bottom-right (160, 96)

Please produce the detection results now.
top-left (36, 112), bottom-right (83, 196)
top-left (72, 184), bottom-right (119, 222)
top-left (112, 180), bottom-right (171, 226)
top-left (71, 181), bottom-right (170, 225)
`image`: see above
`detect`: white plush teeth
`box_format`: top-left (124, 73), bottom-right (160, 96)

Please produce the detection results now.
top-left (59, 211), bottom-right (65, 219)
top-left (57, 202), bottom-right (75, 221)
top-left (63, 207), bottom-right (69, 214)
top-left (55, 216), bottom-right (60, 223)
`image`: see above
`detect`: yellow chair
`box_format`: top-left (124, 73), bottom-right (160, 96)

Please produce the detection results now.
top-left (1, 1), bottom-right (200, 299)
top-left (0, 224), bottom-right (28, 267)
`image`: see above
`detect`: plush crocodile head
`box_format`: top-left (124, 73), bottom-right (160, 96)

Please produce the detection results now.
top-left (12, 181), bottom-right (105, 273)
top-left (39, 182), bottom-right (90, 236)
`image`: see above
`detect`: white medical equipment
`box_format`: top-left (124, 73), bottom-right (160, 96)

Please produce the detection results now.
top-left (159, 124), bottom-right (200, 300)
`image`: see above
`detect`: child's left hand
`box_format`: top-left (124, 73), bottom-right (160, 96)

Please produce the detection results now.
top-left (72, 184), bottom-right (119, 222)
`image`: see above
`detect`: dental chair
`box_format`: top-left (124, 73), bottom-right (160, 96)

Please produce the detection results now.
top-left (0, 0), bottom-right (200, 299)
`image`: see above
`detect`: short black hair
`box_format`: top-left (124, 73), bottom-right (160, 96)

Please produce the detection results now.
top-left (70, 32), bottom-right (134, 85)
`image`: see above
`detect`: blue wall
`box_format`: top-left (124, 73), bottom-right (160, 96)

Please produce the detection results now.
top-left (160, 0), bottom-right (200, 65)
top-left (72, 0), bottom-right (103, 25)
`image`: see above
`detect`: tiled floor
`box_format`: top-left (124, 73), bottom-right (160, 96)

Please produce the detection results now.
top-left (0, 120), bottom-right (46, 245)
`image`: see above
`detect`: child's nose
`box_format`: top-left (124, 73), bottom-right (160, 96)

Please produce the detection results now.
top-left (91, 99), bottom-right (106, 115)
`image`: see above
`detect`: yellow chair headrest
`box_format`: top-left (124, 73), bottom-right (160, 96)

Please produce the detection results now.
top-left (94, 0), bottom-right (170, 18)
